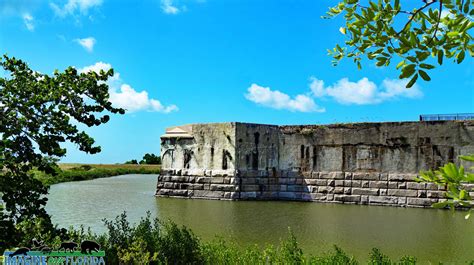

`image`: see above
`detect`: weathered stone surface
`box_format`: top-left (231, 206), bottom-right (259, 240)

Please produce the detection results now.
top-left (352, 188), bottom-right (379, 195)
top-left (407, 198), bottom-right (438, 207)
top-left (164, 182), bottom-right (178, 189)
top-left (344, 172), bottom-right (353, 180)
top-left (157, 121), bottom-right (473, 209)
top-left (279, 192), bottom-right (297, 200)
top-left (242, 185), bottom-right (259, 192)
top-left (388, 181), bottom-right (398, 189)
top-left (379, 173), bottom-right (388, 181)
top-left (320, 172), bottom-right (344, 179)
top-left (398, 197), bottom-right (407, 205)
top-left (335, 180), bottom-right (344, 187)
top-left (352, 180), bottom-right (361, 187)
top-left (407, 182), bottom-right (426, 190)
top-left (318, 186), bottom-right (334, 194)
top-left (196, 177), bottom-right (211, 184)
top-left (304, 179), bottom-right (317, 185)
top-left (360, 195), bottom-right (369, 204)
top-left (210, 184), bottom-right (235, 192)
top-left (240, 192), bottom-right (258, 199)
top-left (369, 196), bottom-right (398, 204)
top-left (361, 181), bottom-right (370, 188)
top-left (241, 178), bottom-right (256, 184)
top-left (369, 181), bottom-right (388, 189)
top-left (427, 190), bottom-right (445, 198)
top-left (334, 195), bottom-right (361, 203)
top-left (311, 193), bottom-right (327, 201)
top-left (388, 189), bottom-right (418, 197)
top-left (171, 176), bottom-right (188, 182)
top-left (194, 190), bottom-right (224, 198)
top-left (389, 174), bottom-right (416, 181)
top-left (211, 177), bottom-right (226, 184)
top-left (425, 183), bottom-right (439, 190)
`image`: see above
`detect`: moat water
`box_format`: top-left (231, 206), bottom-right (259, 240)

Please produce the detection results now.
top-left (46, 174), bottom-right (474, 263)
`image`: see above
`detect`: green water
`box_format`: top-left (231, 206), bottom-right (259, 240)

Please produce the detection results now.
top-left (46, 174), bottom-right (474, 263)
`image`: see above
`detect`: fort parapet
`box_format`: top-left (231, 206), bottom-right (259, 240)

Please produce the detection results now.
top-left (156, 121), bottom-right (474, 208)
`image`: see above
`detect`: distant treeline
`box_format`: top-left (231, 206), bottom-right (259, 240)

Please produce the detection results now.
top-left (33, 164), bottom-right (160, 186)
top-left (125, 153), bottom-right (161, 165)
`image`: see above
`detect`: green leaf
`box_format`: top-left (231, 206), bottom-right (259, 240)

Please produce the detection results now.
top-left (415, 51), bottom-right (430, 61)
top-left (400, 64), bottom-right (416, 79)
top-left (396, 60), bottom-right (405, 70)
top-left (418, 70), bottom-right (431, 81)
top-left (447, 31), bottom-right (459, 37)
top-left (437, 50), bottom-right (444, 65)
top-left (460, 155), bottom-right (474, 162)
top-left (432, 201), bottom-right (450, 209)
top-left (457, 50), bottom-right (465, 64)
top-left (420, 63), bottom-right (435, 69)
top-left (394, 0), bottom-right (400, 9)
top-left (406, 73), bottom-right (418, 88)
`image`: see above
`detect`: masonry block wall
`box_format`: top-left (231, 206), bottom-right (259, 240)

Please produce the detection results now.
top-left (156, 121), bottom-right (474, 208)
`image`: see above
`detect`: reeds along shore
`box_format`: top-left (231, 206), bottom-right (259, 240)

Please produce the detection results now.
top-left (33, 164), bottom-right (161, 186)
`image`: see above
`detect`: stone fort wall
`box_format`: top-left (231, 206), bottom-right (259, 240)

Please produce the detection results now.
top-left (156, 121), bottom-right (474, 208)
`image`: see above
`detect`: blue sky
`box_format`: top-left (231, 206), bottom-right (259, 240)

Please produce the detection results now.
top-left (1, 0), bottom-right (473, 163)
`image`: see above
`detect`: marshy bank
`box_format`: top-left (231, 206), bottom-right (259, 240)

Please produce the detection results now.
top-left (33, 163), bottom-right (160, 185)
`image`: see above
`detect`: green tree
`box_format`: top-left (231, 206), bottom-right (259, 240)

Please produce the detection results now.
top-left (125, 159), bottom-right (139, 164)
top-left (325, 0), bottom-right (473, 87)
top-left (416, 155), bottom-right (474, 219)
top-left (140, 153), bottom-right (161, 165)
top-left (0, 55), bottom-right (125, 250)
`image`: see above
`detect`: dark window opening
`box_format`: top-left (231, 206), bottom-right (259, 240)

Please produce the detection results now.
top-left (254, 132), bottom-right (260, 146)
top-left (300, 145), bottom-right (305, 159)
top-left (183, 150), bottom-right (192, 169)
top-left (312, 146), bottom-right (317, 169)
top-left (222, 150), bottom-right (233, 170)
top-left (252, 152), bottom-right (258, 170)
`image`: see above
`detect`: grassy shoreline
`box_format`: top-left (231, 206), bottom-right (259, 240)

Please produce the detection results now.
top-left (33, 164), bottom-right (161, 186)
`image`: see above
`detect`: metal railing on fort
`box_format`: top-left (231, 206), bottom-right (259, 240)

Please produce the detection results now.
top-left (419, 113), bottom-right (474, 121)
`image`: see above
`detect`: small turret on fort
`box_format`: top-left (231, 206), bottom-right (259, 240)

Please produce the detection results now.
top-left (157, 121), bottom-right (474, 208)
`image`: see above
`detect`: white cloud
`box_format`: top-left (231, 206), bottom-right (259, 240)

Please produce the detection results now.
top-left (79, 62), bottom-right (178, 113)
top-left (75, 37), bottom-right (96, 52)
top-left (50, 0), bottom-right (102, 17)
top-left (79, 61), bottom-right (111, 73)
top-left (110, 84), bottom-right (178, 113)
top-left (161, 0), bottom-right (180, 14)
top-left (378, 79), bottom-right (423, 100)
top-left (22, 13), bottom-right (34, 31)
top-left (309, 76), bottom-right (423, 105)
top-left (245, 83), bottom-right (325, 113)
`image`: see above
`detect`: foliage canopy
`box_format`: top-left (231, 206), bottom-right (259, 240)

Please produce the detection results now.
top-left (416, 154), bottom-right (474, 218)
top-left (0, 55), bottom-right (124, 250)
top-left (325, 0), bottom-right (473, 87)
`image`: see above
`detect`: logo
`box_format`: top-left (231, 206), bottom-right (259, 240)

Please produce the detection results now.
top-left (3, 239), bottom-right (105, 265)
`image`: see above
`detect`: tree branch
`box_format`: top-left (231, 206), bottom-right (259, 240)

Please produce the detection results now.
top-left (397, 1), bottom-right (438, 36)
top-left (356, 3), bottom-right (413, 15)
top-left (427, 1), bottom-right (443, 45)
